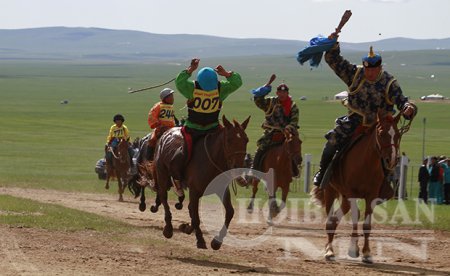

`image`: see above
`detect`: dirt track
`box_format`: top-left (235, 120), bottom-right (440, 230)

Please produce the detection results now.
top-left (0, 187), bottom-right (449, 275)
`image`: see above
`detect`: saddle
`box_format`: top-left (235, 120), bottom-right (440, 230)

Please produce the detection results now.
top-left (320, 126), bottom-right (370, 189)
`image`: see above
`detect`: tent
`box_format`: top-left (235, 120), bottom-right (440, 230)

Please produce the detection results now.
top-left (334, 91), bottom-right (348, 100)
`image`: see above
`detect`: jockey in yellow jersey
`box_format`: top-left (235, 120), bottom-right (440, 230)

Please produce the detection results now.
top-left (105, 114), bottom-right (135, 168)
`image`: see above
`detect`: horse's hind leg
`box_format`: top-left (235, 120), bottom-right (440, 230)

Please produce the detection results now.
top-left (211, 187), bottom-right (235, 250)
top-left (362, 198), bottom-right (374, 264)
top-left (150, 193), bottom-right (161, 213)
top-left (160, 186), bottom-right (173, 239)
top-left (139, 186), bottom-right (146, 212)
top-left (175, 194), bottom-right (185, 210)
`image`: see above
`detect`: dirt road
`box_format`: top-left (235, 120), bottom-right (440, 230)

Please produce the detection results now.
top-left (0, 187), bottom-right (449, 275)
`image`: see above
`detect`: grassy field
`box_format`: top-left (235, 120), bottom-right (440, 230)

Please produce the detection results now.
top-left (0, 53), bottom-right (449, 230)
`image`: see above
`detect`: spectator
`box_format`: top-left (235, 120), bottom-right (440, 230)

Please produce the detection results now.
top-left (441, 158), bottom-right (450, 205)
top-left (428, 156), bottom-right (443, 204)
top-left (418, 158), bottom-right (429, 204)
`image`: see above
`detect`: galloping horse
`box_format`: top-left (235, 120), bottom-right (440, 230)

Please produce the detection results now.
top-left (154, 115), bottom-right (250, 250)
top-left (247, 128), bottom-right (302, 221)
top-left (105, 138), bottom-right (131, 202)
top-left (312, 111), bottom-right (402, 263)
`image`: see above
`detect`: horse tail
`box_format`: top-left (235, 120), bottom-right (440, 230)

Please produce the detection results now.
top-left (310, 186), bottom-right (325, 207)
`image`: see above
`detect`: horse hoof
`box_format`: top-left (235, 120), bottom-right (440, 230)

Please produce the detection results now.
top-left (139, 202), bottom-right (146, 212)
top-left (211, 237), bottom-right (222, 250)
top-left (348, 249), bottom-right (360, 258)
top-left (175, 202), bottom-right (183, 210)
top-left (178, 223), bottom-right (192, 234)
top-left (105, 185), bottom-right (109, 190)
top-left (197, 241), bottom-right (207, 249)
top-left (266, 219), bottom-right (274, 226)
top-left (247, 207), bottom-right (253, 214)
top-left (119, 197), bottom-right (124, 202)
top-left (325, 254), bottom-right (335, 262)
top-left (362, 255), bottom-right (373, 264)
top-left (150, 205), bottom-right (158, 213)
top-left (163, 225), bottom-right (173, 239)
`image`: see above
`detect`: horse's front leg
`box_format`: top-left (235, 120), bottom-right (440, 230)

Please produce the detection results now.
top-left (139, 186), bottom-right (146, 212)
top-left (247, 179), bottom-right (259, 213)
top-left (118, 178), bottom-right (124, 202)
top-left (189, 190), bottom-right (206, 249)
top-left (348, 199), bottom-right (360, 258)
top-left (211, 188), bottom-right (234, 250)
top-left (362, 199), bottom-right (374, 264)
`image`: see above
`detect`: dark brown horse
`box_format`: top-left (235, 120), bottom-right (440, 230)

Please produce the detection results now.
top-left (247, 128), bottom-right (302, 222)
top-left (105, 139), bottom-right (131, 202)
top-left (312, 111), bottom-right (401, 263)
top-left (153, 115), bottom-right (250, 250)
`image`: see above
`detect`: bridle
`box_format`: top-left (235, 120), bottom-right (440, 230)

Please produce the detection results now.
top-left (204, 128), bottom-right (247, 173)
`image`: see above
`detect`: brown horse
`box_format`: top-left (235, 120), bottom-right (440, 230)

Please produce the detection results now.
top-left (247, 128), bottom-right (302, 222)
top-left (312, 111), bottom-right (401, 263)
top-left (105, 139), bottom-right (131, 202)
top-left (153, 115), bottom-right (250, 250)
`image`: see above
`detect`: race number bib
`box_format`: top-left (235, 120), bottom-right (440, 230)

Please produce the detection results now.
top-left (192, 89), bottom-right (220, 114)
top-left (158, 104), bottom-right (174, 122)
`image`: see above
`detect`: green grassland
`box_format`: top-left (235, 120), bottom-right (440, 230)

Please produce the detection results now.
top-left (0, 52), bottom-right (449, 230)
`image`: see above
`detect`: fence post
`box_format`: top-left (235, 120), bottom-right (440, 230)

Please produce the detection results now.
top-left (304, 154), bottom-right (312, 193)
top-left (398, 155), bottom-right (409, 199)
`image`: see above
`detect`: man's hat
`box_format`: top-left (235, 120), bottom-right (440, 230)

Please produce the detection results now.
top-left (160, 88), bottom-right (174, 100)
top-left (277, 83), bottom-right (289, 92)
top-left (197, 67), bottom-right (218, 91)
top-left (362, 46), bottom-right (382, 68)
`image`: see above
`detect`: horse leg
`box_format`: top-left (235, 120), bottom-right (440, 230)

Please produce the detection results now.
top-left (211, 188), bottom-right (235, 250)
top-left (150, 193), bottom-right (161, 213)
top-left (118, 178), bottom-right (124, 202)
top-left (247, 180), bottom-right (258, 213)
top-left (362, 198), bottom-right (374, 264)
top-left (324, 189), bottom-right (340, 261)
top-left (279, 186), bottom-right (289, 212)
top-left (138, 186), bottom-right (146, 212)
top-left (160, 186), bottom-right (173, 238)
top-left (189, 190), bottom-right (207, 249)
top-left (105, 173), bottom-right (110, 190)
top-left (348, 198), bottom-right (360, 258)
top-left (175, 194), bottom-right (185, 210)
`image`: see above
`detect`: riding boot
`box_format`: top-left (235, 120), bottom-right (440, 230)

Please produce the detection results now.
top-left (313, 142), bottom-right (337, 187)
top-left (252, 148), bottom-right (265, 171)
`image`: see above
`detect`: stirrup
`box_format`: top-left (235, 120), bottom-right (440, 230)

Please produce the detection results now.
top-left (313, 170), bottom-right (323, 186)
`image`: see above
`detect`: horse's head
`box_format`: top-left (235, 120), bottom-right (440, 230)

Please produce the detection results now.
top-left (283, 127), bottom-right (302, 165)
top-left (376, 111), bottom-right (401, 170)
top-left (116, 139), bottom-right (130, 164)
top-left (222, 115), bottom-right (250, 169)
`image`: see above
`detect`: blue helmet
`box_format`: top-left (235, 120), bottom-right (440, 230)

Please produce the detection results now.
top-left (196, 67), bottom-right (218, 91)
top-left (362, 46), bottom-right (382, 68)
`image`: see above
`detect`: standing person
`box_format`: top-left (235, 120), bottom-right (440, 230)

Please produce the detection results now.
top-left (428, 156), bottom-right (443, 204)
top-left (418, 158), bottom-right (430, 204)
top-left (170, 58), bottom-right (242, 193)
top-left (146, 88), bottom-right (176, 160)
top-left (105, 114), bottom-right (135, 168)
top-left (250, 80), bottom-right (300, 177)
top-left (441, 158), bottom-right (450, 204)
top-left (312, 34), bottom-right (417, 200)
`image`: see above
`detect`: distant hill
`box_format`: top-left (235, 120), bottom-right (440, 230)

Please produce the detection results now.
top-left (1, 27), bottom-right (449, 61)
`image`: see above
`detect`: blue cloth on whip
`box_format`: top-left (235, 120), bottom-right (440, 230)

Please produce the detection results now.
top-left (251, 85), bottom-right (272, 97)
top-left (297, 36), bottom-right (337, 67)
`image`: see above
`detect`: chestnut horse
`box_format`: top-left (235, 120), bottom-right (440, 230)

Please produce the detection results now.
top-left (105, 139), bottom-right (131, 202)
top-left (153, 115), bottom-right (250, 250)
top-left (247, 128), bottom-right (302, 222)
top-left (312, 112), bottom-right (402, 264)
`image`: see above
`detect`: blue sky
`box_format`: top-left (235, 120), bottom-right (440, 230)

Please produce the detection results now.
top-left (1, 0), bottom-right (449, 42)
